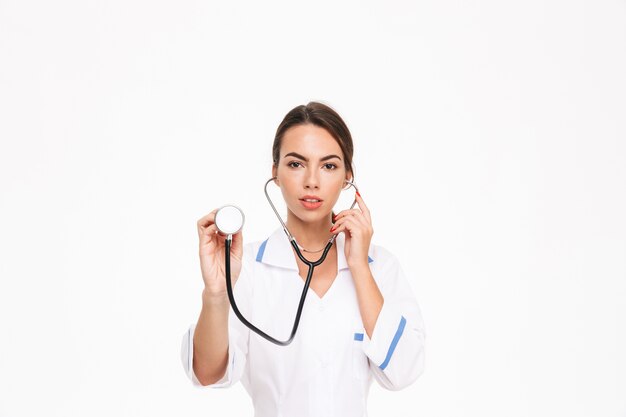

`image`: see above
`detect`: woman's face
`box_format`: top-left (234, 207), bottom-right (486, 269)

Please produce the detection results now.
top-left (272, 124), bottom-right (351, 225)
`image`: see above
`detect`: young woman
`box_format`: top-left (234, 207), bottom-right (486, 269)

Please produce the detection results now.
top-left (181, 102), bottom-right (425, 416)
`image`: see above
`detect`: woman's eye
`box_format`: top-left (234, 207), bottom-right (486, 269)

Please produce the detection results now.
top-left (288, 161), bottom-right (303, 168)
top-left (323, 163), bottom-right (337, 170)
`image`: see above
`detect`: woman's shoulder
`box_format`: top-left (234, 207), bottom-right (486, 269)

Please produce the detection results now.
top-left (242, 238), bottom-right (266, 263)
top-left (241, 229), bottom-right (281, 265)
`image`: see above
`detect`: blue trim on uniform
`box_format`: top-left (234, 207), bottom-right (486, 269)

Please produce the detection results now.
top-left (379, 316), bottom-right (407, 370)
top-left (256, 239), bottom-right (268, 262)
top-left (368, 256), bottom-right (373, 263)
top-left (354, 333), bottom-right (364, 341)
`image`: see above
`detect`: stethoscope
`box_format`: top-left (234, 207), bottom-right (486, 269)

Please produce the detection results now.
top-left (214, 177), bottom-right (359, 346)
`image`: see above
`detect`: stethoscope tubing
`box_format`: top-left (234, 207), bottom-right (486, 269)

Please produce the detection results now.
top-left (224, 235), bottom-right (333, 346)
top-left (223, 177), bottom-right (359, 346)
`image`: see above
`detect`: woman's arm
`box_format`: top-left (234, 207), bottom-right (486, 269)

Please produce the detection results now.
top-left (362, 252), bottom-right (426, 391)
top-left (333, 194), bottom-right (425, 390)
top-left (332, 192), bottom-right (384, 338)
top-left (192, 291), bottom-right (230, 385)
top-left (189, 210), bottom-right (244, 386)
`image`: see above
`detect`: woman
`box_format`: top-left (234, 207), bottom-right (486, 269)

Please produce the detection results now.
top-left (181, 102), bottom-right (425, 416)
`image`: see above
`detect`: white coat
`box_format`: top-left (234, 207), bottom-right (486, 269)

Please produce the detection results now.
top-left (181, 227), bottom-right (426, 417)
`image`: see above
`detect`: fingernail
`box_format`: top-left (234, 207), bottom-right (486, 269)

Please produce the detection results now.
top-left (330, 226), bottom-right (336, 232)
top-left (356, 191), bottom-right (361, 198)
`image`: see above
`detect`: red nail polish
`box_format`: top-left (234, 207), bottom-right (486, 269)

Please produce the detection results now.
top-left (356, 191), bottom-right (361, 197)
top-left (330, 226), bottom-right (336, 232)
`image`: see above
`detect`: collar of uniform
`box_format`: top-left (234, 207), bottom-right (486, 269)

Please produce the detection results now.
top-left (255, 227), bottom-right (351, 271)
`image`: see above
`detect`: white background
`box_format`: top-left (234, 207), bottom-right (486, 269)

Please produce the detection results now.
top-left (1, 0), bottom-right (625, 416)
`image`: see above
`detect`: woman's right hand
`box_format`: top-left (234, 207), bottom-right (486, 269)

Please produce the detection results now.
top-left (197, 209), bottom-right (243, 299)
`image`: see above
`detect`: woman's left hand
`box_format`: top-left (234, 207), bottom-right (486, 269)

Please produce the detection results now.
top-left (331, 192), bottom-right (373, 269)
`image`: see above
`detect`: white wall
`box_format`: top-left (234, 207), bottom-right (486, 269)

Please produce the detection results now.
top-left (1, 0), bottom-right (624, 416)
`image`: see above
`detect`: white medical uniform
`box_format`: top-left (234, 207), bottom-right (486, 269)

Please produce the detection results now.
top-left (181, 228), bottom-right (426, 417)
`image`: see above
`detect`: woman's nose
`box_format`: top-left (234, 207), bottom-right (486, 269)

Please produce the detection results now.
top-left (304, 168), bottom-right (319, 189)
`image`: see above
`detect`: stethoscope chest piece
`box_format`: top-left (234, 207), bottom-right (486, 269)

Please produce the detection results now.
top-left (215, 205), bottom-right (245, 236)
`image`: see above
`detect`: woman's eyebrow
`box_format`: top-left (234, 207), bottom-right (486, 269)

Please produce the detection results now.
top-left (284, 152), bottom-right (342, 162)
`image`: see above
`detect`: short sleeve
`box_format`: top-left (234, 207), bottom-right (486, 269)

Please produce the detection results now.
top-left (360, 250), bottom-right (426, 391)
top-left (180, 250), bottom-right (253, 388)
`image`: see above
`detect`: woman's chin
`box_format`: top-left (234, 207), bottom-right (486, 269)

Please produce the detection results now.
top-left (289, 207), bottom-right (331, 225)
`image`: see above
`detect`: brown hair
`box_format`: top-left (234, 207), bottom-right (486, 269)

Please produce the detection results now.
top-left (272, 101), bottom-right (354, 179)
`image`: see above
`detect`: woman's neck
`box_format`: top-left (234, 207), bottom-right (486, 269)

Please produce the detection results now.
top-left (285, 210), bottom-right (334, 250)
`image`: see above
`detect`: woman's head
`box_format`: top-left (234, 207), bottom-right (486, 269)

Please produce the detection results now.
top-left (271, 102), bottom-right (355, 225)
top-left (272, 102), bottom-right (354, 179)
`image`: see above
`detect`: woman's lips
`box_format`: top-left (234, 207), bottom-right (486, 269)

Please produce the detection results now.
top-left (299, 196), bottom-right (323, 210)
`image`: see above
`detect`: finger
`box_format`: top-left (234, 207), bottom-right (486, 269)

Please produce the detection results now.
top-left (355, 192), bottom-right (371, 223)
top-left (337, 199), bottom-right (372, 227)
top-left (203, 224), bottom-right (218, 236)
top-left (199, 224), bottom-right (219, 244)
top-left (332, 209), bottom-right (347, 223)
top-left (334, 209), bottom-right (370, 230)
top-left (333, 208), bottom-right (362, 222)
top-left (197, 209), bottom-right (219, 231)
top-left (343, 217), bottom-right (364, 238)
top-left (352, 210), bottom-right (370, 230)
top-left (338, 210), bottom-right (369, 231)
top-left (331, 216), bottom-right (360, 236)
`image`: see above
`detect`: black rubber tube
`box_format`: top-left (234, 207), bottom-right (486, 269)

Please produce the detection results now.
top-left (224, 237), bottom-right (333, 346)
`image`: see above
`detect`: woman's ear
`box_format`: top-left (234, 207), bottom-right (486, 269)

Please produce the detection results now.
top-left (272, 165), bottom-right (279, 185)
